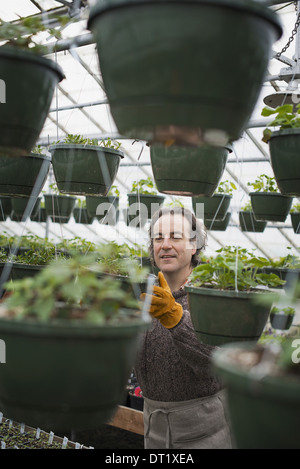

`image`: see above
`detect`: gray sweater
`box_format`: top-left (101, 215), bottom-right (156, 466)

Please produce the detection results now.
top-left (134, 286), bottom-right (222, 402)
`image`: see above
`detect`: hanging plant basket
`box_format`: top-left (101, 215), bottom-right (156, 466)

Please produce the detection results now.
top-left (212, 343), bottom-right (300, 449)
top-left (185, 285), bottom-right (272, 346)
top-left (88, 0), bottom-right (281, 145)
top-left (149, 143), bottom-right (230, 196)
top-left (49, 144), bottom-right (123, 196)
top-left (44, 194), bottom-right (76, 223)
top-left (239, 211), bottom-right (267, 233)
top-left (0, 316), bottom-right (148, 431)
top-left (0, 46), bottom-right (64, 157)
top-left (291, 212), bottom-right (300, 234)
top-left (0, 153), bottom-right (51, 198)
top-left (30, 206), bottom-right (47, 223)
top-left (270, 312), bottom-right (294, 330)
top-left (0, 196), bottom-right (12, 221)
top-left (269, 128), bottom-right (300, 197)
top-left (127, 193), bottom-right (165, 221)
top-left (250, 192), bottom-right (293, 222)
top-left (205, 212), bottom-right (231, 231)
top-left (192, 194), bottom-right (231, 221)
top-left (10, 196), bottom-right (41, 222)
top-left (73, 207), bottom-right (94, 225)
top-left (86, 195), bottom-right (119, 224)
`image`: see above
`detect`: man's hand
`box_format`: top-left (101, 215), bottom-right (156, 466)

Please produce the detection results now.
top-left (141, 272), bottom-right (183, 329)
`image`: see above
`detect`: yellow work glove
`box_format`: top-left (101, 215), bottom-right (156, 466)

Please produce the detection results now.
top-left (141, 272), bottom-right (183, 329)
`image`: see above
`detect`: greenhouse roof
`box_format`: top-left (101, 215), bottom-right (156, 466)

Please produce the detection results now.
top-left (0, 0), bottom-right (299, 260)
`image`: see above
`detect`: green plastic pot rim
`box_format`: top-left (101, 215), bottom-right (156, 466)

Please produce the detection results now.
top-left (270, 128), bottom-right (300, 139)
top-left (0, 313), bottom-right (150, 338)
top-left (250, 191), bottom-right (293, 199)
top-left (212, 342), bottom-right (300, 397)
top-left (127, 193), bottom-right (165, 199)
top-left (185, 285), bottom-right (275, 300)
top-left (44, 194), bottom-right (76, 200)
top-left (49, 144), bottom-right (124, 159)
top-left (0, 45), bottom-right (65, 82)
top-left (88, 0), bottom-right (282, 41)
top-left (149, 142), bottom-right (233, 154)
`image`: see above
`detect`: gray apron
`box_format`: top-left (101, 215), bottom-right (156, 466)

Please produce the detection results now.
top-left (143, 390), bottom-right (232, 449)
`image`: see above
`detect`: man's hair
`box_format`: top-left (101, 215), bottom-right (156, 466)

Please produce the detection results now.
top-left (148, 206), bottom-right (207, 268)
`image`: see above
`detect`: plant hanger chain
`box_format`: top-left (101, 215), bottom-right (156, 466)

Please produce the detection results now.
top-left (276, 2), bottom-right (300, 59)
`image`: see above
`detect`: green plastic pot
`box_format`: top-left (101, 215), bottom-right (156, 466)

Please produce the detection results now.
top-left (86, 195), bottom-right (119, 224)
top-left (0, 46), bottom-right (64, 157)
top-left (10, 196), bottom-right (41, 222)
top-left (30, 207), bottom-right (47, 222)
top-left (185, 285), bottom-right (272, 346)
top-left (192, 194), bottom-right (231, 221)
top-left (205, 212), bottom-right (231, 231)
top-left (88, 0), bottom-right (281, 144)
top-left (44, 194), bottom-right (76, 223)
top-left (212, 343), bottom-right (300, 448)
top-left (11, 263), bottom-right (44, 281)
top-left (127, 193), bottom-right (165, 221)
top-left (123, 208), bottom-right (148, 228)
top-left (239, 211), bottom-right (267, 233)
top-left (0, 196), bottom-right (12, 221)
top-left (269, 129), bottom-right (300, 197)
top-left (73, 207), bottom-right (94, 225)
top-left (150, 144), bottom-right (229, 196)
top-left (270, 312), bottom-right (294, 330)
top-left (49, 144), bottom-right (123, 196)
top-left (0, 154), bottom-right (51, 197)
top-left (291, 212), bottom-right (300, 234)
top-left (0, 315), bottom-right (149, 431)
top-left (250, 192), bottom-right (293, 222)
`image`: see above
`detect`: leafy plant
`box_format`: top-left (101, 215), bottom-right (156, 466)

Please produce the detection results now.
top-left (216, 180), bottom-right (237, 195)
top-left (164, 198), bottom-right (185, 208)
top-left (189, 245), bottom-right (285, 291)
top-left (31, 145), bottom-right (46, 155)
top-left (291, 201), bottom-right (300, 213)
top-left (261, 104), bottom-right (300, 143)
top-left (0, 15), bottom-right (71, 54)
top-left (107, 185), bottom-right (120, 198)
top-left (247, 174), bottom-right (279, 193)
top-left (3, 253), bottom-right (141, 324)
top-left (55, 134), bottom-right (121, 150)
top-left (76, 198), bottom-right (87, 208)
top-left (269, 252), bottom-right (300, 270)
top-left (130, 177), bottom-right (158, 195)
top-left (241, 201), bottom-right (252, 211)
top-left (270, 306), bottom-right (295, 317)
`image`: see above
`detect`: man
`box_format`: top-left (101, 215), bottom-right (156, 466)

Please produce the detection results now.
top-left (135, 206), bottom-right (232, 449)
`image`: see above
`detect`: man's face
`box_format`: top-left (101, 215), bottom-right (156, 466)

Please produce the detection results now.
top-left (152, 213), bottom-right (196, 275)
